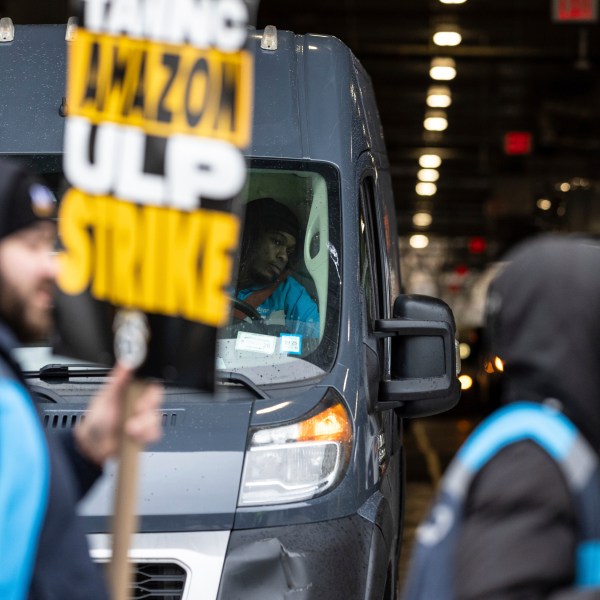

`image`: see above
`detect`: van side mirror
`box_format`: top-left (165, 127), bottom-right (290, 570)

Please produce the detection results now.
top-left (374, 294), bottom-right (460, 418)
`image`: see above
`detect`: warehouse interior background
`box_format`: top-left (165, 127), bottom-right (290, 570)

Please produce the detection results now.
top-left (2, 0), bottom-right (600, 354)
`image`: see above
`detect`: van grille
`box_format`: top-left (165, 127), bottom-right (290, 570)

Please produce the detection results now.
top-left (43, 410), bottom-right (85, 429)
top-left (41, 410), bottom-right (184, 430)
top-left (131, 563), bottom-right (186, 600)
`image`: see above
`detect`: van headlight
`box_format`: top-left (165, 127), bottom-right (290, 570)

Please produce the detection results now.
top-left (238, 395), bottom-right (353, 506)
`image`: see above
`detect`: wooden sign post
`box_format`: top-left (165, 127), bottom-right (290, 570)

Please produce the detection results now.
top-left (108, 382), bottom-right (146, 600)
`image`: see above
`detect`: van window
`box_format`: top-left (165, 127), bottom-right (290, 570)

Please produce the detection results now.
top-left (216, 159), bottom-right (342, 384)
top-left (10, 159), bottom-right (341, 388)
top-left (359, 177), bottom-right (384, 323)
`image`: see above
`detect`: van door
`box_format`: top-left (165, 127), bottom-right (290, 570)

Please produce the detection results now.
top-left (358, 174), bottom-right (402, 562)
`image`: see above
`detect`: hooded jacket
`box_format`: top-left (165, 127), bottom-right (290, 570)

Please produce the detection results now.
top-left (402, 235), bottom-right (600, 600)
top-left (486, 235), bottom-right (600, 453)
top-left (455, 235), bottom-right (600, 599)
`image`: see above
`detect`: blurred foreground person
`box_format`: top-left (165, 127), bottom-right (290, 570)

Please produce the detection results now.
top-left (402, 235), bottom-right (600, 599)
top-left (0, 158), bottom-right (164, 600)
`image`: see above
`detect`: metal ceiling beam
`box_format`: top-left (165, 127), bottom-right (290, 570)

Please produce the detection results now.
top-left (358, 44), bottom-right (588, 60)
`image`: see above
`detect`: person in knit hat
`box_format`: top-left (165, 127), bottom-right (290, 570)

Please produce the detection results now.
top-left (0, 160), bottom-right (58, 343)
top-left (0, 158), bottom-right (164, 600)
top-left (234, 197), bottom-right (319, 338)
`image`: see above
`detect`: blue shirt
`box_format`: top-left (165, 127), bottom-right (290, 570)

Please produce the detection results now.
top-left (237, 276), bottom-right (319, 338)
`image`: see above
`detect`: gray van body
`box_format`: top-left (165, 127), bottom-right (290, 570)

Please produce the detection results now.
top-left (2, 24), bottom-right (459, 600)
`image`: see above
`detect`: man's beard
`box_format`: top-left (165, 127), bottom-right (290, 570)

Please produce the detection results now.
top-left (0, 270), bottom-right (51, 343)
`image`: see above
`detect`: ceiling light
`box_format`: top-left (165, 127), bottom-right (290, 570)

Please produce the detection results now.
top-left (433, 26), bottom-right (462, 47)
top-left (559, 182), bottom-right (571, 192)
top-left (430, 57), bottom-right (456, 81)
top-left (439, 0), bottom-right (467, 3)
top-left (416, 182), bottom-right (437, 196)
top-left (419, 154), bottom-right (442, 168)
top-left (409, 234), bottom-right (430, 249)
top-left (537, 198), bottom-right (552, 211)
top-left (426, 85), bottom-right (452, 108)
top-left (412, 212), bottom-right (433, 227)
top-left (417, 168), bottom-right (440, 182)
top-left (571, 177), bottom-right (590, 189)
top-left (424, 110), bottom-right (448, 131)
top-left (459, 374), bottom-right (473, 390)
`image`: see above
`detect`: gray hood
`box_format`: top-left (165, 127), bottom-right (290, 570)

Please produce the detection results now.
top-left (487, 235), bottom-right (600, 454)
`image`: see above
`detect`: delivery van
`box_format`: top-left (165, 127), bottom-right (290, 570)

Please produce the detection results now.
top-left (1, 20), bottom-right (460, 600)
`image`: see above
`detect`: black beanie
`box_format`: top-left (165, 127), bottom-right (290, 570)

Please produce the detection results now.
top-left (245, 197), bottom-right (300, 241)
top-left (0, 158), bottom-right (57, 242)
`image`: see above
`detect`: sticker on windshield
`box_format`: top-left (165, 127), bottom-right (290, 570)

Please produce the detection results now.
top-left (235, 332), bottom-right (277, 355)
top-left (280, 333), bottom-right (302, 355)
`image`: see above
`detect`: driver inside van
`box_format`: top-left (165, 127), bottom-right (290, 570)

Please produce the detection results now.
top-left (234, 197), bottom-right (319, 338)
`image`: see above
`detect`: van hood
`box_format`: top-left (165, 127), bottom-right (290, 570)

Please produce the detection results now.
top-left (77, 398), bottom-right (253, 533)
top-left (487, 235), bottom-right (600, 453)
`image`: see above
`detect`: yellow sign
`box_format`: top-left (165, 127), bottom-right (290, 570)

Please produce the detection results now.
top-left (67, 29), bottom-right (253, 148)
top-left (58, 189), bottom-right (240, 327)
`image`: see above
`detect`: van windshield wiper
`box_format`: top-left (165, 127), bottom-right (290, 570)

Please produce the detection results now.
top-left (22, 363), bottom-right (112, 379)
top-left (216, 370), bottom-right (270, 399)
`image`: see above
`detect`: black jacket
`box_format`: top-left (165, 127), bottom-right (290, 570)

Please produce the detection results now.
top-left (0, 323), bottom-right (109, 600)
top-left (456, 236), bottom-right (600, 600)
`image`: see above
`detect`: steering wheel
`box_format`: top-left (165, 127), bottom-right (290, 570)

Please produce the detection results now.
top-left (231, 298), bottom-right (263, 321)
top-left (223, 297), bottom-right (271, 336)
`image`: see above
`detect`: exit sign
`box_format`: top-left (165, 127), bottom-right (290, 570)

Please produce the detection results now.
top-left (504, 132), bottom-right (532, 155)
top-left (553, 0), bottom-right (597, 22)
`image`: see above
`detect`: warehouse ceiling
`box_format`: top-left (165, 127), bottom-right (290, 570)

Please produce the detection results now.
top-left (3, 0), bottom-right (600, 261)
top-left (256, 0), bottom-right (600, 259)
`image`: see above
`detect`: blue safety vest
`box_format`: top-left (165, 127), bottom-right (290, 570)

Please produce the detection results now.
top-left (402, 402), bottom-right (600, 599)
top-left (0, 361), bottom-right (50, 600)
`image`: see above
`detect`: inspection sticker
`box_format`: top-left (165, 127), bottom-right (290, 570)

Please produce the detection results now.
top-left (235, 332), bottom-right (277, 354)
top-left (280, 334), bottom-right (302, 355)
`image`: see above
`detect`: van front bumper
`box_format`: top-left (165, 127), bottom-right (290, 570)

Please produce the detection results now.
top-left (88, 513), bottom-right (387, 600)
top-left (217, 514), bottom-right (385, 600)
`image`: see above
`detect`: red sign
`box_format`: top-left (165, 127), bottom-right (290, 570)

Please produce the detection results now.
top-left (468, 237), bottom-right (487, 255)
top-left (553, 0), bottom-right (597, 22)
top-left (503, 131), bottom-right (532, 155)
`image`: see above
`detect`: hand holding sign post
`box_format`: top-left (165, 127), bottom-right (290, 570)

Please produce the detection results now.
top-left (56, 1), bottom-right (254, 598)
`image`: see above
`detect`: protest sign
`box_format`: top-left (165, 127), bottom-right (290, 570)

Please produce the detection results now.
top-left (55, 0), bottom-right (253, 391)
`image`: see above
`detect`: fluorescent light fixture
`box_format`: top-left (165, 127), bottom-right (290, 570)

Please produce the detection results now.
top-left (417, 168), bottom-right (440, 182)
top-left (427, 85), bottom-right (452, 108)
top-left (419, 154), bottom-right (442, 168)
top-left (424, 110), bottom-right (448, 131)
top-left (433, 26), bottom-right (462, 47)
top-left (459, 374), bottom-right (473, 390)
top-left (430, 57), bottom-right (456, 81)
top-left (537, 198), bottom-right (552, 211)
top-left (459, 343), bottom-right (471, 360)
top-left (412, 212), bottom-right (433, 227)
top-left (439, 0), bottom-right (467, 3)
top-left (416, 182), bottom-right (437, 196)
top-left (409, 234), bottom-right (430, 249)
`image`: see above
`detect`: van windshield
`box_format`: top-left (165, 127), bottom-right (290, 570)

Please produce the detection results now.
top-left (11, 159), bottom-right (342, 387)
top-left (216, 159), bottom-right (342, 384)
